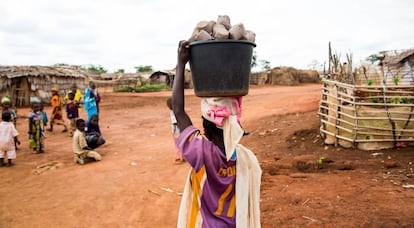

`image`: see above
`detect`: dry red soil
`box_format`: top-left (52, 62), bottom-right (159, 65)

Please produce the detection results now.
top-left (0, 84), bottom-right (413, 227)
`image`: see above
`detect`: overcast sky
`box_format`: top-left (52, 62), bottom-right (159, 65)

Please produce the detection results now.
top-left (0, 0), bottom-right (413, 72)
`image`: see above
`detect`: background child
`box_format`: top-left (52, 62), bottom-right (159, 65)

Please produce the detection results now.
top-left (84, 82), bottom-right (98, 121)
top-left (40, 103), bottom-right (48, 129)
top-left (85, 114), bottom-right (105, 149)
top-left (48, 88), bottom-right (68, 133)
top-left (166, 97), bottom-right (183, 164)
top-left (28, 101), bottom-right (45, 153)
top-left (73, 118), bottom-right (101, 165)
top-left (1, 96), bottom-right (18, 149)
top-left (0, 110), bottom-right (20, 166)
top-left (65, 83), bottom-right (83, 113)
top-left (66, 92), bottom-right (79, 137)
top-left (1, 96), bottom-right (17, 126)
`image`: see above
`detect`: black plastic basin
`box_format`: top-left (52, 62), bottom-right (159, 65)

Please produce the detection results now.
top-left (189, 40), bottom-right (256, 97)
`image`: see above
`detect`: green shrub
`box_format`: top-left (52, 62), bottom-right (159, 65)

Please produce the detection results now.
top-left (134, 84), bottom-right (169, 93)
top-left (114, 87), bottom-right (133, 92)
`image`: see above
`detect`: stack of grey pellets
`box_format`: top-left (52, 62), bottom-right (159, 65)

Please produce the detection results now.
top-left (189, 15), bottom-right (255, 42)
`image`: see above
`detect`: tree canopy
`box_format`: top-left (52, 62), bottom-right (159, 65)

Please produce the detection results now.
top-left (134, 65), bottom-right (153, 72)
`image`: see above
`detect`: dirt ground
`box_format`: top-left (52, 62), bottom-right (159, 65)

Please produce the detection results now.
top-left (0, 83), bottom-right (413, 227)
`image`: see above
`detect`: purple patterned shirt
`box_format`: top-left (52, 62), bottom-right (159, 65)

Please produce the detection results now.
top-left (176, 126), bottom-right (236, 228)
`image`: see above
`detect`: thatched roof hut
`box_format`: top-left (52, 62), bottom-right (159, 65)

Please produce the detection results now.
top-left (153, 69), bottom-right (193, 89)
top-left (379, 49), bottom-right (414, 85)
top-left (94, 73), bottom-right (148, 89)
top-left (256, 67), bottom-right (320, 86)
top-left (184, 69), bottom-right (193, 89)
top-left (149, 70), bottom-right (174, 87)
top-left (380, 49), bottom-right (414, 66)
top-left (0, 65), bottom-right (89, 107)
top-left (250, 71), bottom-right (270, 85)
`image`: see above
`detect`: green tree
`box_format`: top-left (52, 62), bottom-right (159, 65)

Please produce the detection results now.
top-left (116, 69), bottom-right (125, 73)
top-left (251, 51), bottom-right (271, 71)
top-left (251, 51), bottom-right (258, 68)
top-left (259, 59), bottom-right (271, 70)
top-left (134, 65), bottom-right (153, 72)
top-left (366, 53), bottom-right (384, 64)
top-left (308, 59), bottom-right (322, 70)
top-left (81, 64), bottom-right (107, 74)
top-left (54, 63), bottom-right (69, 66)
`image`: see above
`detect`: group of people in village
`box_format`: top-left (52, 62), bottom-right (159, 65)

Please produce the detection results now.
top-left (2, 40), bottom-right (262, 226)
top-left (0, 81), bottom-right (106, 167)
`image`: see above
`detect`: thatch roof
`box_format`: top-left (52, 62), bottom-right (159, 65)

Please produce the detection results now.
top-left (380, 49), bottom-right (414, 65)
top-left (0, 65), bottom-right (89, 79)
top-left (149, 70), bottom-right (174, 78)
top-left (100, 72), bottom-right (149, 80)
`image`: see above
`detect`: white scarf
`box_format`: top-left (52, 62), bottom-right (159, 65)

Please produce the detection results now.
top-left (200, 97), bottom-right (244, 161)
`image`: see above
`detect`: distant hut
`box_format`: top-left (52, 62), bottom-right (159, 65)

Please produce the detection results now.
top-left (0, 65), bottom-right (89, 107)
top-left (250, 71), bottom-right (269, 85)
top-left (267, 67), bottom-right (320, 86)
top-left (96, 72), bottom-right (147, 89)
top-left (184, 69), bottom-right (193, 89)
top-left (149, 69), bottom-right (193, 89)
top-left (149, 70), bottom-right (174, 87)
top-left (379, 49), bottom-right (414, 85)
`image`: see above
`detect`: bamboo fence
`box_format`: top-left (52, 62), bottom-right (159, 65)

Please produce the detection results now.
top-left (319, 78), bottom-right (414, 150)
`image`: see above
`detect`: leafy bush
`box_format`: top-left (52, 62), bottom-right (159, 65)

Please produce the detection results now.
top-left (81, 64), bottom-right (108, 74)
top-left (113, 87), bottom-right (133, 92)
top-left (113, 84), bottom-right (170, 93)
top-left (134, 65), bottom-right (153, 72)
top-left (134, 84), bottom-right (169, 92)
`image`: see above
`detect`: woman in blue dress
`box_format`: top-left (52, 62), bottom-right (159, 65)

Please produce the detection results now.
top-left (84, 82), bottom-right (98, 121)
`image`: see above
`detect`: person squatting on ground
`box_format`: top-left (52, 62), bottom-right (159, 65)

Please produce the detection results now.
top-left (84, 82), bottom-right (99, 122)
top-left (173, 40), bottom-right (262, 228)
top-left (85, 114), bottom-right (105, 149)
top-left (28, 100), bottom-right (45, 153)
top-left (66, 92), bottom-right (80, 137)
top-left (73, 119), bottom-right (102, 165)
top-left (167, 97), bottom-right (184, 164)
top-left (48, 88), bottom-right (68, 133)
top-left (2, 96), bottom-right (18, 149)
top-left (0, 110), bottom-right (21, 167)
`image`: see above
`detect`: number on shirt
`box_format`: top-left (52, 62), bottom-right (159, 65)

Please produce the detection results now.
top-left (215, 184), bottom-right (236, 218)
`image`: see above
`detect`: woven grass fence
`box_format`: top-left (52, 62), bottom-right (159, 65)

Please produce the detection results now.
top-left (319, 79), bottom-right (414, 150)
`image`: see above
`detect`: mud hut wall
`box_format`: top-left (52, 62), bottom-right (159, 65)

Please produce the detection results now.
top-left (382, 64), bottom-right (413, 85)
top-left (92, 73), bottom-right (145, 89)
top-left (149, 71), bottom-right (174, 86)
top-left (355, 57), bottom-right (414, 86)
top-left (150, 74), bottom-right (168, 85)
top-left (267, 67), bottom-right (320, 85)
top-left (1, 77), bottom-right (34, 107)
top-left (250, 72), bottom-right (268, 85)
top-left (9, 75), bottom-right (88, 106)
top-left (0, 78), bottom-right (12, 97)
top-left (250, 72), bottom-right (261, 85)
top-left (319, 79), bottom-right (414, 150)
top-left (184, 70), bottom-right (193, 89)
top-left (268, 68), bottom-right (299, 85)
top-left (0, 66), bottom-right (90, 107)
top-left (294, 70), bottom-right (320, 83)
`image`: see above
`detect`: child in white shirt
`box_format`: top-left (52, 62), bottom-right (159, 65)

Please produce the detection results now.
top-left (0, 110), bottom-right (20, 167)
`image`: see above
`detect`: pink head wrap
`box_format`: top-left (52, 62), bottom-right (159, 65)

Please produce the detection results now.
top-left (201, 97), bottom-right (244, 161)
